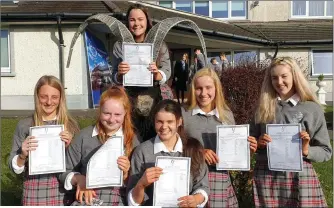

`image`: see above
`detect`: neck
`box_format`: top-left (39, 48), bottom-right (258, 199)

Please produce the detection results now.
top-left (162, 134), bottom-right (178, 152)
top-left (106, 127), bottom-right (120, 137)
top-left (200, 104), bottom-right (214, 113)
top-left (280, 91), bottom-right (295, 101)
top-left (42, 112), bottom-right (57, 121)
top-left (135, 34), bottom-right (145, 43)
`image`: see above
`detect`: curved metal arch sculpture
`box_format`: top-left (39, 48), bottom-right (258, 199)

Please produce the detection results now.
top-left (67, 14), bottom-right (208, 68)
top-left (66, 14), bottom-right (134, 67)
top-left (144, 17), bottom-right (208, 64)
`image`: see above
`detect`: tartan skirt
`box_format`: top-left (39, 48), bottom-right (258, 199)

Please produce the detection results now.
top-left (253, 158), bottom-right (327, 208)
top-left (71, 187), bottom-right (126, 206)
top-left (23, 173), bottom-right (74, 206)
top-left (207, 169), bottom-right (239, 208)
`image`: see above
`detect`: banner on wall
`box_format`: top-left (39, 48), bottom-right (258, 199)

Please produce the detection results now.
top-left (84, 30), bottom-right (113, 108)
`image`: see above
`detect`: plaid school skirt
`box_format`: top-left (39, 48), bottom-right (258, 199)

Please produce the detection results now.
top-left (208, 169), bottom-right (239, 208)
top-left (23, 173), bottom-right (74, 206)
top-left (253, 158), bottom-right (327, 208)
top-left (71, 187), bottom-right (126, 206)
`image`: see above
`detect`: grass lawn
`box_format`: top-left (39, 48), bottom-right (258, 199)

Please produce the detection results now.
top-left (1, 117), bottom-right (333, 206)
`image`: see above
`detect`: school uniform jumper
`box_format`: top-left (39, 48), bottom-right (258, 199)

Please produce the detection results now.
top-left (251, 98), bottom-right (332, 208)
top-left (8, 117), bottom-right (74, 206)
top-left (59, 125), bottom-right (140, 206)
top-left (127, 136), bottom-right (210, 207)
top-left (182, 107), bottom-right (239, 208)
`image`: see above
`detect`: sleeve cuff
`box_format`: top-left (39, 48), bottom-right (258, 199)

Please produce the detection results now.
top-left (64, 172), bottom-right (80, 190)
top-left (12, 155), bottom-right (25, 174)
top-left (158, 70), bottom-right (167, 84)
top-left (113, 72), bottom-right (122, 85)
top-left (193, 189), bottom-right (208, 208)
top-left (127, 188), bottom-right (141, 206)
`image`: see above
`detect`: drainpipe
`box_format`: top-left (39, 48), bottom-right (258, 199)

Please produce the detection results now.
top-left (272, 43), bottom-right (279, 59)
top-left (56, 16), bottom-right (65, 88)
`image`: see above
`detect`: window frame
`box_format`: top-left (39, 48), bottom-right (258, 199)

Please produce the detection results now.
top-left (291, 1), bottom-right (333, 19)
top-left (1, 29), bottom-right (12, 75)
top-left (206, 49), bottom-right (259, 67)
top-left (158, 1), bottom-right (247, 20)
top-left (311, 49), bottom-right (333, 76)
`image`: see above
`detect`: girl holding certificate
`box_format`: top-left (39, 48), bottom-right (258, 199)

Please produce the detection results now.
top-left (60, 86), bottom-right (140, 206)
top-left (112, 4), bottom-right (172, 141)
top-left (127, 99), bottom-right (210, 207)
top-left (252, 57), bottom-right (332, 207)
top-left (8, 75), bottom-right (79, 206)
top-left (181, 68), bottom-right (258, 207)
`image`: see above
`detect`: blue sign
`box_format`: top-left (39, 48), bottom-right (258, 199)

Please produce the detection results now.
top-left (84, 30), bottom-right (112, 107)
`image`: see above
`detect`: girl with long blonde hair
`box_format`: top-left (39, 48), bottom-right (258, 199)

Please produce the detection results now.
top-left (60, 86), bottom-right (140, 206)
top-left (252, 57), bottom-right (331, 207)
top-left (8, 75), bottom-right (79, 205)
top-left (182, 68), bottom-right (258, 207)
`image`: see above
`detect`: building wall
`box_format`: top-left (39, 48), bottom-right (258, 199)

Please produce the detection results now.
top-left (1, 25), bottom-right (89, 110)
top-left (259, 48), bottom-right (333, 102)
top-left (248, 1), bottom-right (290, 21)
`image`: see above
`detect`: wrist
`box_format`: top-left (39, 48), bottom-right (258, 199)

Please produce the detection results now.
top-left (19, 154), bottom-right (27, 160)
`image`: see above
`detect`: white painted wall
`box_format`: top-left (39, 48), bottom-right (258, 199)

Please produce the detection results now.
top-left (1, 25), bottom-right (89, 109)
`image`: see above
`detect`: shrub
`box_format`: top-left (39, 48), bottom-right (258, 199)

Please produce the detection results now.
top-left (318, 74), bottom-right (325, 81)
top-left (220, 60), bottom-right (269, 207)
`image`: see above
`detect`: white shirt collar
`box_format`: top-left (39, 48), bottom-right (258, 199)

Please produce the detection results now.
top-left (192, 105), bottom-right (220, 119)
top-left (153, 135), bottom-right (183, 154)
top-left (277, 94), bottom-right (300, 106)
top-left (92, 126), bottom-right (123, 137)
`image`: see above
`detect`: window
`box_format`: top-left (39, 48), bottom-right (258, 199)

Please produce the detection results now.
top-left (1, 30), bottom-right (10, 73)
top-left (159, 1), bottom-right (173, 8)
top-left (159, 1), bottom-right (247, 19)
top-left (207, 50), bottom-right (257, 67)
top-left (292, 1), bottom-right (333, 18)
top-left (176, 1), bottom-right (192, 12)
top-left (195, 1), bottom-right (209, 16)
top-left (312, 50), bottom-right (333, 75)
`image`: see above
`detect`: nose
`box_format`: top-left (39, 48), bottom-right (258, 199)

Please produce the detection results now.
top-left (161, 122), bottom-right (168, 129)
top-left (46, 97), bottom-right (52, 105)
top-left (277, 77), bottom-right (283, 85)
top-left (109, 114), bottom-right (115, 123)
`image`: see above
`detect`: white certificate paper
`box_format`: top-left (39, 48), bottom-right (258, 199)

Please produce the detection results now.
top-left (86, 136), bottom-right (124, 188)
top-left (123, 42), bottom-right (153, 87)
top-left (153, 156), bottom-right (190, 207)
top-left (29, 125), bottom-right (65, 175)
top-left (216, 125), bottom-right (250, 171)
top-left (266, 124), bottom-right (303, 172)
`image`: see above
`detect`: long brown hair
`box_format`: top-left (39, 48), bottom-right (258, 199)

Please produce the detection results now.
top-left (152, 99), bottom-right (205, 178)
top-left (126, 3), bottom-right (153, 37)
top-left (96, 86), bottom-right (135, 156)
top-left (34, 75), bottom-right (79, 136)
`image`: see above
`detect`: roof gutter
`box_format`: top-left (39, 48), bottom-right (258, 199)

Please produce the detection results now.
top-left (2, 12), bottom-right (332, 46)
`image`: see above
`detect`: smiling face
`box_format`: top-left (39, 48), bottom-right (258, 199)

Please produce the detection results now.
top-left (100, 98), bottom-right (125, 135)
top-left (194, 75), bottom-right (216, 112)
top-left (38, 84), bottom-right (60, 118)
top-left (128, 8), bottom-right (147, 41)
top-left (271, 64), bottom-right (295, 100)
top-left (154, 110), bottom-right (182, 142)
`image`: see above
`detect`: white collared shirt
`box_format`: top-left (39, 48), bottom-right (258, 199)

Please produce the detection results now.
top-left (277, 93), bottom-right (301, 106)
top-left (128, 135), bottom-right (208, 207)
top-left (153, 135), bottom-right (183, 154)
top-left (192, 105), bottom-right (220, 119)
top-left (64, 126), bottom-right (124, 190)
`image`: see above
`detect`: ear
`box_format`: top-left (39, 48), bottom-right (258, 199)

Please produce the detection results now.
top-left (177, 118), bottom-right (183, 128)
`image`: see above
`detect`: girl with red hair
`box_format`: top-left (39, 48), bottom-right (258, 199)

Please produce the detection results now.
top-left (60, 86), bottom-right (140, 205)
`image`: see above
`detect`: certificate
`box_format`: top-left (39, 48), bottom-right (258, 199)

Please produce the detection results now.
top-left (153, 156), bottom-right (190, 207)
top-left (86, 136), bottom-right (124, 188)
top-left (216, 125), bottom-right (250, 171)
top-left (266, 124), bottom-right (303, 172)
top-left (29, 125), bottom-right (65, 175)
top-left (122, 42), bottom-right (153, 87)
